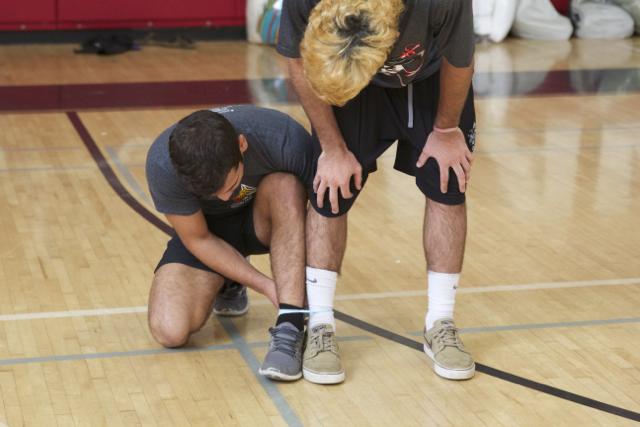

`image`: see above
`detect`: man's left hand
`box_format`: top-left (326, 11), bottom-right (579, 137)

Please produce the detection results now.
top-left (416, 128), bottom-right (473, 193)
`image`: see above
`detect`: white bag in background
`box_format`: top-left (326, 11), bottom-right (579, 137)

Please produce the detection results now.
top-left (473, 0), bottom-right (518, 42)
top-left (571, 0), bottom-right (634, 39)
top-left (609, 0), bottom-right (640, 33)
top-left (512, 0), bottom-right (574, 40)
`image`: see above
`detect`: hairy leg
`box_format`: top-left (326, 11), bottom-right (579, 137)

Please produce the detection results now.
top-left (306, 208), bottom-right (347, 272)
top-left (252, 173), bottom-right (307, 307)
top-left (424, 199), bottom-right (467, 273)
top-left (148, 263), bottom-right (224, 348)
top-left (422, 199), bottom-right (475, 379)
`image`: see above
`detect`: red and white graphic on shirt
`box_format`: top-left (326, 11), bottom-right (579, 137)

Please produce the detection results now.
top-left (379, 43), bottom-right (426, 86)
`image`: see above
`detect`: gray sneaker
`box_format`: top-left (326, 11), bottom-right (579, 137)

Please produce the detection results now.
top-left (259, 322), bottom-right (304, 381)
top-left (213, 281), bottom-right (248, 316)
top-left (423, 318), bottom-right (475, 380)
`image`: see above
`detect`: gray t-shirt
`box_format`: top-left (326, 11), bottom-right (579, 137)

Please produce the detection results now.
top-left (277, 0), bottom-right (474, 88)
top-left (145, 105), bottom-right (313, 217)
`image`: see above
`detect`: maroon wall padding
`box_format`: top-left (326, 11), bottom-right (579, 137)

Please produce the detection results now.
top-left (0, 0), bottom-right (56, 29)
top-left (0, 0), bottom-right (245, 30)
top-left (58, 0), bottom-right (235, 23)
top-left (551, 0), bottom-right (571, 16)
top-left (53, 19), bottom-right (244, 30)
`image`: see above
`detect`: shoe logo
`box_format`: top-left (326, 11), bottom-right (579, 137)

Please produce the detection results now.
top-left (307, 278), bottom-right (318, 284)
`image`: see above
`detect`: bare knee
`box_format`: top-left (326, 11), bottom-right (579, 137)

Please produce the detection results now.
top-left (148, 264), bottom-right (221, 348)
top-left (263, 173), bottom-right (306, 206)
top-left (148, 312), bottom-right (191, 348)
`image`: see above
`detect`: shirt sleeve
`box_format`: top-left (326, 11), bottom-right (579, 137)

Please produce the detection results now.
top-left (146, 161), bottom-right (201, 216)
top-left (268, 117), bottom-right (314, 188)
top-left (436, 0), bottom-right (475, 68)
top-left (276, 0), bottom-right (314, 58)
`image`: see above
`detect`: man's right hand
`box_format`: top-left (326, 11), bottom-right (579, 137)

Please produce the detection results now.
top-left (314, 146), bottom-right (362, 214)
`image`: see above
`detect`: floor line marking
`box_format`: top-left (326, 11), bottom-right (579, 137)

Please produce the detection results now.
top-left (408, 316), bottom-right (640, 336)
top-left (104, 145), bottom-right (152, 204)
top-left (0, 343), bottom-right (236, 366)
top-left (334, 310), bottom-right (640, 423)
top-left (0, 334), bottom-right (370, 367)
top-left (67, 111), bottom-right (173, 235)
top-left (2, 277), bottom-right (639, 322)
top-left (218, 318), bottom-right (303, 427)
top-left (0, 165), bottom-right (96, 173)
top-left (78, 125), bottom-right (640, 152)
top-left (0, 146), bottom-right (82, 151)
top-left (2, 68), bottom-right (640, 113)
top-left (67, 109), bottom-right (640, 422)
top-left (0, 306), bottom-right (148, 321)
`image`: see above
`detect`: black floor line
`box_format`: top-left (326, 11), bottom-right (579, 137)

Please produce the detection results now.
top-left (68, 111), bottom-right (640, 423)
top-left (334, 311), bottom-right (640, 423)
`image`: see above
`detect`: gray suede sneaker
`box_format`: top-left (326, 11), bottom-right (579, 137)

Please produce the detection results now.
top-left (213, 281), bottom-right (248, 316)
top-left (423, 318), bottom-right (475, 380)
top-left (302, 324), bottom-right (345, 384)
top-left (259, 322), bottom-right (304, 381)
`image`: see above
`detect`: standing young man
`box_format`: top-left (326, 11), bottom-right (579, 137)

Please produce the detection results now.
top-left (278, 0), bottom-right (477, 382)
top-left (145, 106), bottom-right (313, 381)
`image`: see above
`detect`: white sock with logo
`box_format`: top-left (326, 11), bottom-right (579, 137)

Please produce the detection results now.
top-left (306, 267), bottom-right (337, 330)
top-left (425, 271), bottom-right (459, 330)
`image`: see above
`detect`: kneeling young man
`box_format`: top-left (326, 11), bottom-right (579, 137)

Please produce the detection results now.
top-left (145, 106), bottom-right (312, 381)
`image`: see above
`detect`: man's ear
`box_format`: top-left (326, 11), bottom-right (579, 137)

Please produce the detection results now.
top-left (238, 134), bottom-right (248, 153)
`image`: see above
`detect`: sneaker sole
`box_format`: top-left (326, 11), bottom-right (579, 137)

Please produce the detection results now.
top-left (258, 368), bottom-right (302, 382)
top-left (423, 343), bottom-right (475, 380)
top-left (212, 305), bottom-right (249, 317)
top-left (302, 368), bottom-right (345, 385)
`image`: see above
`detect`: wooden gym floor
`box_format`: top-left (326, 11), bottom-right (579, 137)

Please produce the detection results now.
top-left (0, 37), bottom-right (639, 426)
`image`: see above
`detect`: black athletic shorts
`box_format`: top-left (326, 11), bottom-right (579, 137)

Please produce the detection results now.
top-left (155, 205), bottom-right (269, 274)
top-left (310, 69), bottom-right (477, 217)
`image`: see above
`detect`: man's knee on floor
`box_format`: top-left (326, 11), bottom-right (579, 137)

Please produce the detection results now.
top-left (149, 315), bottom-right (190, 348)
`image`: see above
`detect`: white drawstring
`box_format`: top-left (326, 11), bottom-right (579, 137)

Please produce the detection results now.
top-left (408, 82), bottom-right (414, 128)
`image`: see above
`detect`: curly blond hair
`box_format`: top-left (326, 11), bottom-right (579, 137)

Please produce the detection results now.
top-left (300, 0), bottom-right (404, 106)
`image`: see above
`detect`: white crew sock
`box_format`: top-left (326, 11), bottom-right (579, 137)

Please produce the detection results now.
top-left (306, 266), bottom-right (337, 330)
top-left (425, 271), bottom-right (459, 330)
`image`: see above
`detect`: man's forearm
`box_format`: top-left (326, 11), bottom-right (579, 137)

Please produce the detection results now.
top-left (185, 234), bottom-right (270, 291)
top-left (288, 58), bottom-right (346, 153)
top-left (435, 57), bottom-right (474, 129)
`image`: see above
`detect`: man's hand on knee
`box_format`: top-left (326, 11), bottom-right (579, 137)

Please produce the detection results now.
top-left (417, 128), bottom-right (473, 194)
top-left (314, 148), bottom-right (362, 214)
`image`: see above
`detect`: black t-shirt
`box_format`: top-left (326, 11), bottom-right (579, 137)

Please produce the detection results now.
top-left (146, 105), bottom-right (313, 217)
top-left (277, 0), bottom-right (474, 88)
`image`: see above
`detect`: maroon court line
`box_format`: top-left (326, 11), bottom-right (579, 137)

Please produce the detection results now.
top-left (2, 79), bottom-right (297, 112)
top-left (66, 111), bottom-right (173, 236)
top-left (3, 68), bottom-right (640, 112)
